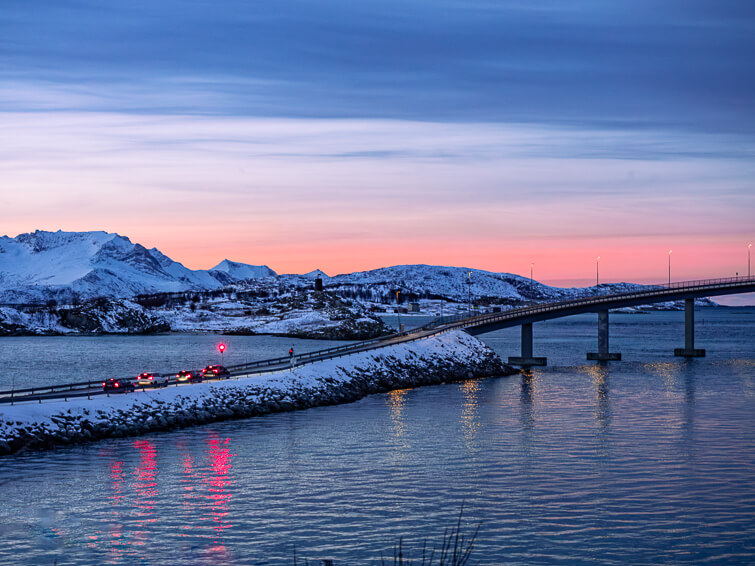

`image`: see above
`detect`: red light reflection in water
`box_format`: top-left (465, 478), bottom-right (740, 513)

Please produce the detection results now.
top-left (133, 439), bottom-right (158, 546)
top-left (180, 452), bottom-right (199, 535)
top-left (203, 435), bottom-right (235, 551)
top-left (89, 459), bottom-right (126, 563)
top-left (110, 460), bottom-right (125, 505)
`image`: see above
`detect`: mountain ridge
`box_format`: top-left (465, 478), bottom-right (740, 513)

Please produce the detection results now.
top-left (0, 230), bottom-right (706, 308)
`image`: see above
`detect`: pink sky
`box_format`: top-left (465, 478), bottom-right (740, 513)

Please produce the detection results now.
top-left (2, 112), bottom-right (752, 283)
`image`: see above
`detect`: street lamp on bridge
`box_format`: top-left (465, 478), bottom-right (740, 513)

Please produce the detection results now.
top-left (668, 250), bottom-right (672, 285)
top-left (749, 243), bottom-right (752, 278)
top-left (530, 263), bottom-right (534, 293)
top-left (596, 256), bottom-right (600, 288)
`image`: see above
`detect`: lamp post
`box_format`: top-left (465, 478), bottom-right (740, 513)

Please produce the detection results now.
top-left (530, 263), bottom-right (534, 293)
top-left (749, 244), bottom-right (752, 278)
top-left (668, 250), bottom-right (672, 285)
top-left (596, 256), bottom-right (600, 287)
top-left (467, 271), bottom-right (472, 317)
top-left (396, 290), bottom-right (401, 333)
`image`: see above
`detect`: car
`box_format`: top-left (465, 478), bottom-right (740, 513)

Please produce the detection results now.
top-left (176, 370), bottom-right (202, 383)
top-left (103, 377), bottom-right (135, 393)
top-left (201, 365), bottom-right (231, 380)
top-left (135, 372), bottom-right (168, 388)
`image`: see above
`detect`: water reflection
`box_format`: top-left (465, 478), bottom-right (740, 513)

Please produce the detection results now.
top-left (681, 365), bottom-right (696, 448)
top-left (109, 460), bottom-right (125, 506)
top-left (585, 364), bottom-right (611, 439)
top-left (458, 379), bottom-right (481, 445)
top-left (520, 370), bottom-right (535, 430)
top-left (133, 440), bottom-right (158, 547)
top-left (105, 459), bottom-right (126, 563)
top-left (645, 361), bottom-right (679, 395)
top-left (204, 434), bottom-right (234, 547)
top-left (386, 389), bottom-right (409, 440)
top-left (180, 451), bottom-right (199, 536)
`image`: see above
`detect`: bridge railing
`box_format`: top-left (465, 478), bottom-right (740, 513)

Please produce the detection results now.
top-left (439, 275), bottom-right (755, 332)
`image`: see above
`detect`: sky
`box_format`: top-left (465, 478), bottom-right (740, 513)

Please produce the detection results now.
top-left (1, 0), bottom-right (754, 287)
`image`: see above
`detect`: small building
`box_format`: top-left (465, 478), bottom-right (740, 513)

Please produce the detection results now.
top-left (408, 302), bottom-right (421, 313)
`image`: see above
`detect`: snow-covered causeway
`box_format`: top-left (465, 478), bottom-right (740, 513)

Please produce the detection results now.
top-left (0, 330), bottom-right (513, 455)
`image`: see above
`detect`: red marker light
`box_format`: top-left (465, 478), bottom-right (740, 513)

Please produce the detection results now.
top-left (218, 343), bottom-right (226, 352)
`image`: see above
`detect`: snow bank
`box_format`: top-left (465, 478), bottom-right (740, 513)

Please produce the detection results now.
top-left (0, 330), bottom-right (515, 455)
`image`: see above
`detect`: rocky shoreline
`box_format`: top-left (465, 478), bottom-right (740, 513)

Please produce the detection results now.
top-left (0, 330), bottom-right (517, 456)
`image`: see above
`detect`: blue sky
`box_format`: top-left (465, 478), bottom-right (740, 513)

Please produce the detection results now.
top-left (4, 0), bottom-right (754, 131)
top-left (1, 0), bottom-right (754, 288)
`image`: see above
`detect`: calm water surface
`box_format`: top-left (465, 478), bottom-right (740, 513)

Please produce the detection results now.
top-left (0, 308), bottom-right (754, 565)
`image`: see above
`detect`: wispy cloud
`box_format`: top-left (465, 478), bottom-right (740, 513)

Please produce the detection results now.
top-left (2, 1), bottom-right (754, 132)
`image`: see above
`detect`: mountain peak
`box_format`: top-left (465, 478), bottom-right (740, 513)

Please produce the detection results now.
top-left (210, 259), bottom-right (277, 279)
top-left (302, 269), bottom-right (329, 279)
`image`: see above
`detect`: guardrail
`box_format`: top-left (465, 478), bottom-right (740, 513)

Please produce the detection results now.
top-left (2, 276), bottom-right (752, 405)
top-left (0, 320), bottom-right (443, 405)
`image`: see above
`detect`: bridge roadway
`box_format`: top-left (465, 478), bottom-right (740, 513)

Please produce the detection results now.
top-left (1, 276), bottom-right (753, 404)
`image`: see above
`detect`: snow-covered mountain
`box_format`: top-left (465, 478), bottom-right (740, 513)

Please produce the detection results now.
top-left (0, 230), bottom-right (276, 303)
top-left (211, 260), bottom-right (276, 281)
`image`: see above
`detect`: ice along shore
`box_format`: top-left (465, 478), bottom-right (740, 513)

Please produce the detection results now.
top-left (0, 330), bottom-right (516, 455)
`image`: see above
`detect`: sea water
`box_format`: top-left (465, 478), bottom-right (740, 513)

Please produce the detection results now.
top-left (0, 308), bottom-right (753, 564)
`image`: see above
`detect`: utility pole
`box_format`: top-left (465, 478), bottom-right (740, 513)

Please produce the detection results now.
top-left (467, 271), bottom-right (472, 317)
top-left (396, 290), bottom-right (402, 333)
top-left (596, 256), bottom-right (600, 287)
top-left (530, 263), bottom-right (533, 293)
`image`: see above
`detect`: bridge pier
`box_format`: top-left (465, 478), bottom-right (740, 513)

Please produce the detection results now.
top-left (508, 322), bottom-right (547, 366)
top-left (674, 298), bottom-right (706, 357)
top-left (587, 310), bottom-right (621, 361)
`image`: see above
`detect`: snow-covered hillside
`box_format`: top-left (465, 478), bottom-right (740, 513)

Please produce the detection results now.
top-left (0, 230), bottom-right (276, 303)
top-left (318, 264), bottom-right (651, 306)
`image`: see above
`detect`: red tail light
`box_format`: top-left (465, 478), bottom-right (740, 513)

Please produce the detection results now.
top-left (102, 382), bottom-right (106, 387)
top-left (114, 383), bottom-right (119, 388)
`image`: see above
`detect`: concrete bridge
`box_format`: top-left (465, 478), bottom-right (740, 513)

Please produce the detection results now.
top-left (444, 276), bottom-right (755, 366)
